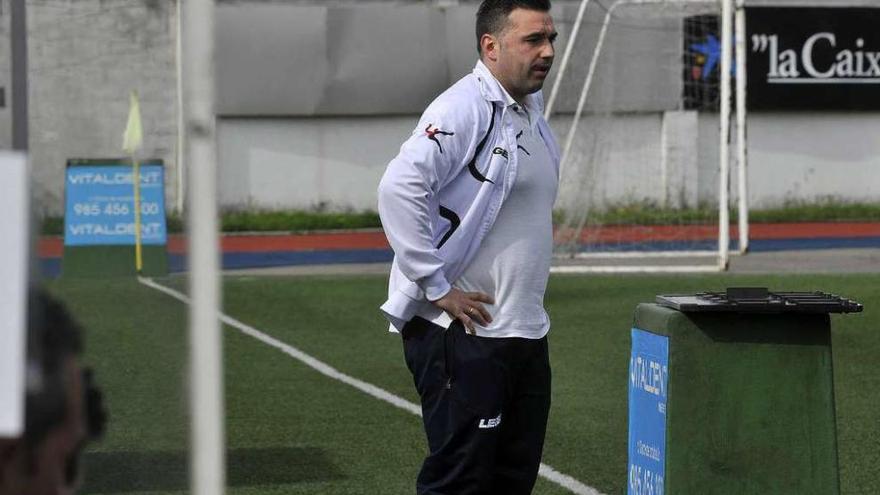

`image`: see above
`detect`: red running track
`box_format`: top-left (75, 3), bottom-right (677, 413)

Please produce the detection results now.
top-left (38, 223), bottom-right (880, 258)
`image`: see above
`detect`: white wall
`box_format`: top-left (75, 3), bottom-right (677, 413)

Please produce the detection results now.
top-left (745, 113), bottom-right (880, 207)
top-left (217, 111), bottom-right (880, 212)
top-left (217, 117), bottom-right (414, 211)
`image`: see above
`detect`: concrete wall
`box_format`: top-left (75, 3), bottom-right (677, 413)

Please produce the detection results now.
top-left (0, 0), bottom-right (178, 215)
top-left (217, 110), bottom-right (880, 212)
top-left (27, 0), bottom-right (178, 215)
top-left (213, 1), bottom-right (686, 116)
top-left (745, 113), bottom-right (880, 207)
top-left (2, 0), bottom-right (878, 215)
top-left (214, 0), bottom-right (880, 212)
top-left (217, 116), bottom-right (413, 210)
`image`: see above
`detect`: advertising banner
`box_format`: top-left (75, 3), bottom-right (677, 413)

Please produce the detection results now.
top-left (64, 162), bottom-right (167, 246)
top-left (628, 328), bottom-right (669, 495)
top-left (747, 7), bottom-right (880, 110)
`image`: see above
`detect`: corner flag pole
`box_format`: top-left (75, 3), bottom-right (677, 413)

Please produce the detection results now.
top-left (123, 90), bottom-right (144, 272)
top-left (132, 158), bottom-right (142, 272)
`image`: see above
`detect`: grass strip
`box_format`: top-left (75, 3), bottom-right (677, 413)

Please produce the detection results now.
top-left (40, 200), bottom-right (880, 235)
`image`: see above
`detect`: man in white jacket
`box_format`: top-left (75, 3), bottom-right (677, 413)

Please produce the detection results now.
top-left (378, 1), bottom-right (560, 493)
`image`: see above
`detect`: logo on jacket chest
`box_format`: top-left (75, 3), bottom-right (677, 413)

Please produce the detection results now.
top-left (425, 124), bottom-right (454, 154)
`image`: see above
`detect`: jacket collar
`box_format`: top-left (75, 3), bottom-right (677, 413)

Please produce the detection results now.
top-left (473, 60), bottom-right (545, 115)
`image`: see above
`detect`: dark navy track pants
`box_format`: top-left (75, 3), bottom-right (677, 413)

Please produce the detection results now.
top-left (401, 317), bottom-right (551, 495)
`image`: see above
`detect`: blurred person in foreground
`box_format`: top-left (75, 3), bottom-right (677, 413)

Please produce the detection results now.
top-left (377, 0), bottom-right (560, 493)
top-left (0, 289), bottom-right (106, 495)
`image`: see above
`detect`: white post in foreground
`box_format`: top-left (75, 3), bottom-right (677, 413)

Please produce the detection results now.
top-left (182, 0), bottom-right (224, 493)
top-left (735, 0), bottom-right (749, 254)
top-left (718, 0), bottom-right (733, 270)
top-left (0, 152), bottom-right (28, 439)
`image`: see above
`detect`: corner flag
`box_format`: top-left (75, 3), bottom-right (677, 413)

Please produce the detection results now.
top-left (123, 91), bottom-right (144, 272)
top-left (122, 91), bottom-right (143, 154)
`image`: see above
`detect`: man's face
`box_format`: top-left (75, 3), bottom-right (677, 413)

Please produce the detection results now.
top-left (484, 8), bottom-right (557, 102)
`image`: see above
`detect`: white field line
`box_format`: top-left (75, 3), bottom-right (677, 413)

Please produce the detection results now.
top-left (138, 276), bottom-right (605, 495)
top-left (551, 265), bottom-right (722, 274)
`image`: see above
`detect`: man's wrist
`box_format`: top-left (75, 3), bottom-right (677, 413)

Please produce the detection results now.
top-left (423, 271), bottom-right (452, 302)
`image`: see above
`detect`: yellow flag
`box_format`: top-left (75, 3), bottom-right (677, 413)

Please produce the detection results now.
top-left (122, 90), bottom-right (143, 154)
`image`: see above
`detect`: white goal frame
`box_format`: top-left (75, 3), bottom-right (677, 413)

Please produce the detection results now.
top-left (545, 0), bottom-right (749, 274)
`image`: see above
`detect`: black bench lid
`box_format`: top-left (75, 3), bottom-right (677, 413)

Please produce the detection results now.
top-left (656, 287), bottom-right (863, 314)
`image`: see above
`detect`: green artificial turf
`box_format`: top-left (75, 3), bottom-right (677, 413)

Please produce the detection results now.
top-left (46, 273), bottom-right (879, 494)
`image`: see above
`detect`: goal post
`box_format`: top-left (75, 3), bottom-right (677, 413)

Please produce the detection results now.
top-left (735, 0), bottom-right (749, 255)
top-left (546, 0), bottom-right (746, 273)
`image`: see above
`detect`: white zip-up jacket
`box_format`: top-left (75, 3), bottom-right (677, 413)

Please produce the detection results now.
top-left (377, 60), bottom-right (561, 331)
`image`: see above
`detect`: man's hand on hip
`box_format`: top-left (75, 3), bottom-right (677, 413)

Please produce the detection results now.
top-left (432, 288), bottom-right (495, 335)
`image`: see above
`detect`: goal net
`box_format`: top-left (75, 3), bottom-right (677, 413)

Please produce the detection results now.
top-left (546, 0), bottom-right (736, 273)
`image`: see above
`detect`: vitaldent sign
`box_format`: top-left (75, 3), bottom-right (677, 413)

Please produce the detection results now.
top-left (747, 7), bottom-right (880, 110)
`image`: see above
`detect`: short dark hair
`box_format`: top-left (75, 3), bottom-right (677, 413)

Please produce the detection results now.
top-left (476, 0), bottom-right (551, 54)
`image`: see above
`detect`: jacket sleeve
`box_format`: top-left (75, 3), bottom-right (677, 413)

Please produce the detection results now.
top-left (377, 102), bottom-right (478, 301)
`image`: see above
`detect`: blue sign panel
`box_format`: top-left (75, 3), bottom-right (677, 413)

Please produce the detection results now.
top-left (628, 328), bottom-right (669, 495)
top-left (64, 164), bottom-right (167, 246)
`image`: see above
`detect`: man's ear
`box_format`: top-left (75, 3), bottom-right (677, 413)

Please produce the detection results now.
top-left (480, 33), bottom-right (500, 63)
